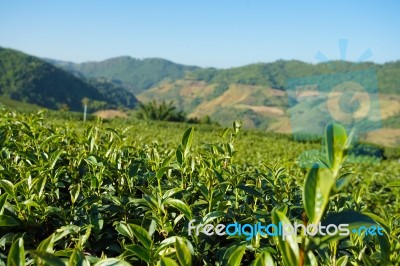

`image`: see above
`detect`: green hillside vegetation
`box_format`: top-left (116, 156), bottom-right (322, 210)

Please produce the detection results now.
top-left (52, 57), bottom-right (400, 95)
top-left (0, 96), bottom-right (41, 111)
top-left (189, 60), bottom-right (400, 95)
top-left (86, 78), bottom-right (137, 109)
top-left (0, 48), bottom-right (138, 111)
top-left (49, 56), bottom-right (199, 94)
top-left (48, 56), bottom-right (400, 98)
top-left (47, 55), bottom-right (400, 133)
top-left (137, 61), bottom-right (399, 135)
top-left (4, 48), bottom-right (398, 144)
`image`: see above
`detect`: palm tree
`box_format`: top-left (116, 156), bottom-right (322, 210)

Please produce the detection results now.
top-left (137, 100), bottom-right (185, 122)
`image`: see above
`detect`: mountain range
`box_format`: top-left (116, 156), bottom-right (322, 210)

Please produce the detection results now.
top-left (48, 54), bottom-right (400, 145)
top-left (1, 46), bottom-right (399, 145)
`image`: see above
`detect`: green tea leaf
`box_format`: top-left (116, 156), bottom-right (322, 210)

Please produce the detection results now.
top-left (7, 238), bottom-right (25, 266)
top-left (271, 210), bottom-right (299, 266)
top-left (69, 249), bottom-right (90, 266)
top-left (36, 234), bottom-right (55, 253)
top-left (35, 176), bottom-right (47, 199)
top-left (159, 257), bottom-right (179, 266)
top-left (155, 236), bottom-right (178, 255)
top-left (49, 149), bottom-right (64, 169)
top-left (175, 237), bottom-right (192, 266)
top-left (0, 180), bottom-right (15, 198)
top-left (181, 127), bottom-right (194, 157)
top-left (252, 251), bottom-right (275, 266)
top-left (237, 184), bottom-right (263, 199)
top-left (0, 215), bottom-right (20, 227)
top-left (70, 184), bottom-right (80, 205)
top-left (115, 222), bottom-right (133, 239)
top-left (303, 165), bottom-right (335, 225)
top-left (164, 198), bottom-right (192, 219)
top-left (124, 244), bottom-right (150, 263)
top-left (156, 166), bottom-right (172, 180)
top-left (303, 166), bottom-right (317, 223)
top-left (336, 255), bottom-right (349, 266)
top-left (176, 148), bottom-right (183, 166)
top-left (0, 193), bottom-right (8, 213)
top-left (233, 121), bottom-right (241, 134)
top-left (334, 172), bottom-right (353, 192)
top-left (386, 181), bottom-right (400, 187)
top-left (128, 223), bottom-right (152, 249)
top-left (94, 258), bottom-right (132, 266)
top-left (363, 212), bottom-right (390, 234)
top-left (29, 250), bottom-right (65, 266)
top-left (162, 187), bottom-right (183, 202)
top-left (325, 123), bottom-right (347, 173)
top-left (221, 244), bottom-right (246, 266)
top-left (202, 211), bottom-right (225, 224)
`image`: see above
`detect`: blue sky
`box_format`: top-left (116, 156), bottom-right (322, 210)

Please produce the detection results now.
top-left (0, 0), bottom-right (399, 68)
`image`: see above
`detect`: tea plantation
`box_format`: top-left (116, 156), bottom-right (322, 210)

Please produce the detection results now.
top-left (0, 109), bottom-right (399, 265)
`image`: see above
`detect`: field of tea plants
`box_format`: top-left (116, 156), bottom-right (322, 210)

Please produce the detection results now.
top-left (0, 109), bottom-right (399, 265)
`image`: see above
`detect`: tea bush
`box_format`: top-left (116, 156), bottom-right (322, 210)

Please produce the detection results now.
top-left (0, 109), bottom-right (399, 265)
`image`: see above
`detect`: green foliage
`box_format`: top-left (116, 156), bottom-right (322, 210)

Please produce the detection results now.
top-left (49, 57), bottom-right (199, 94)
top-left (0, 48), bottom-right (137, 112)
top-left (175, 237), bottom-right (192, 266)
top-left (136, 100), bottom-right (214, 125)
top-left (50, 55), bottom-right (400, 110)
top-left (211, 106), bottom-right (273, 130)
top-left (0, 96), bottom-right (41, 112)
top-left (0, 109), bottom-right (398, 265)
top-left (86, 78), bottom-right (138, 109)
top-left (383, 115), bottom-right (400, 129)
top-left (44, 53), bottom-right (400, 136)
top-left (137, 100), bottom-right (186, 122)
top-left (7, 238), bottom-right (25, 266)
top-left (0, 48), bottom-right (104, 111)
top-left (207, 82), bottom-right (229, 100)
top-left (191, 60), bottom-right (400, 95)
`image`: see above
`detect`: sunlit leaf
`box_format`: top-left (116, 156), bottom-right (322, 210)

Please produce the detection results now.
top-left (7, 238), bottom-right (25, 266)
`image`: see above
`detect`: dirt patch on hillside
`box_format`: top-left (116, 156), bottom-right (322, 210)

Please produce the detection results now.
top-left (179, 81), bottom-right (213, 98)
top-left (364, 128), bottom-right (400, 147)
top-left (267, 117), bottom-right (292, 134)
top-left (269, 89), bottom-right (285, 96)
top-left (190, 84), bottom-right (252, 117)
top-left (378, 95), bottom-right (400, 119)
top-left (94, 110), bottom-right (127, 119)
top-left (236, 104), bottom-right (284, 116)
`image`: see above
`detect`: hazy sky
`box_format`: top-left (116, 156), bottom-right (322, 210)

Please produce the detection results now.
top-left (0, 0), bottom-right (399, 68)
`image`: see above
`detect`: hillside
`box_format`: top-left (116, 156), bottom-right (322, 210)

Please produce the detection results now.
top-left (52, 57), bottom-right (400, 97)
top-left (48, 57), bottom-right (199, 94)
top-left (188, 60), bottom-right (400, 95)
top-left (0, 47), bottom-right (138, 111)
top-left (45, 55), bottom-right (400, 144)
top-left (137, 61), bottom-right (400, 145)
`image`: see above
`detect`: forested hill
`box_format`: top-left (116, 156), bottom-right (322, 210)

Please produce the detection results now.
top-left (50, 56), bottom-right (400, 96)
top-left (0, 47), bottom-right (138, 111)
top-left (45, 54), bottom-right (400, 132)
top-left (47, 56), bottom-right (200, 94)
top-left (189, 60), bottom-right (400, 95)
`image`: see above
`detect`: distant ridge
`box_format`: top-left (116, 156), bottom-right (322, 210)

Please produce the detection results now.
top-left (0, 47), bottom-right (138, 111)
top-left (46, 53), bottom-right (400, 131)
top-left (47, 56), bottom-right (200, 94)
top-left (49, 56), bottom-right (400, 96)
